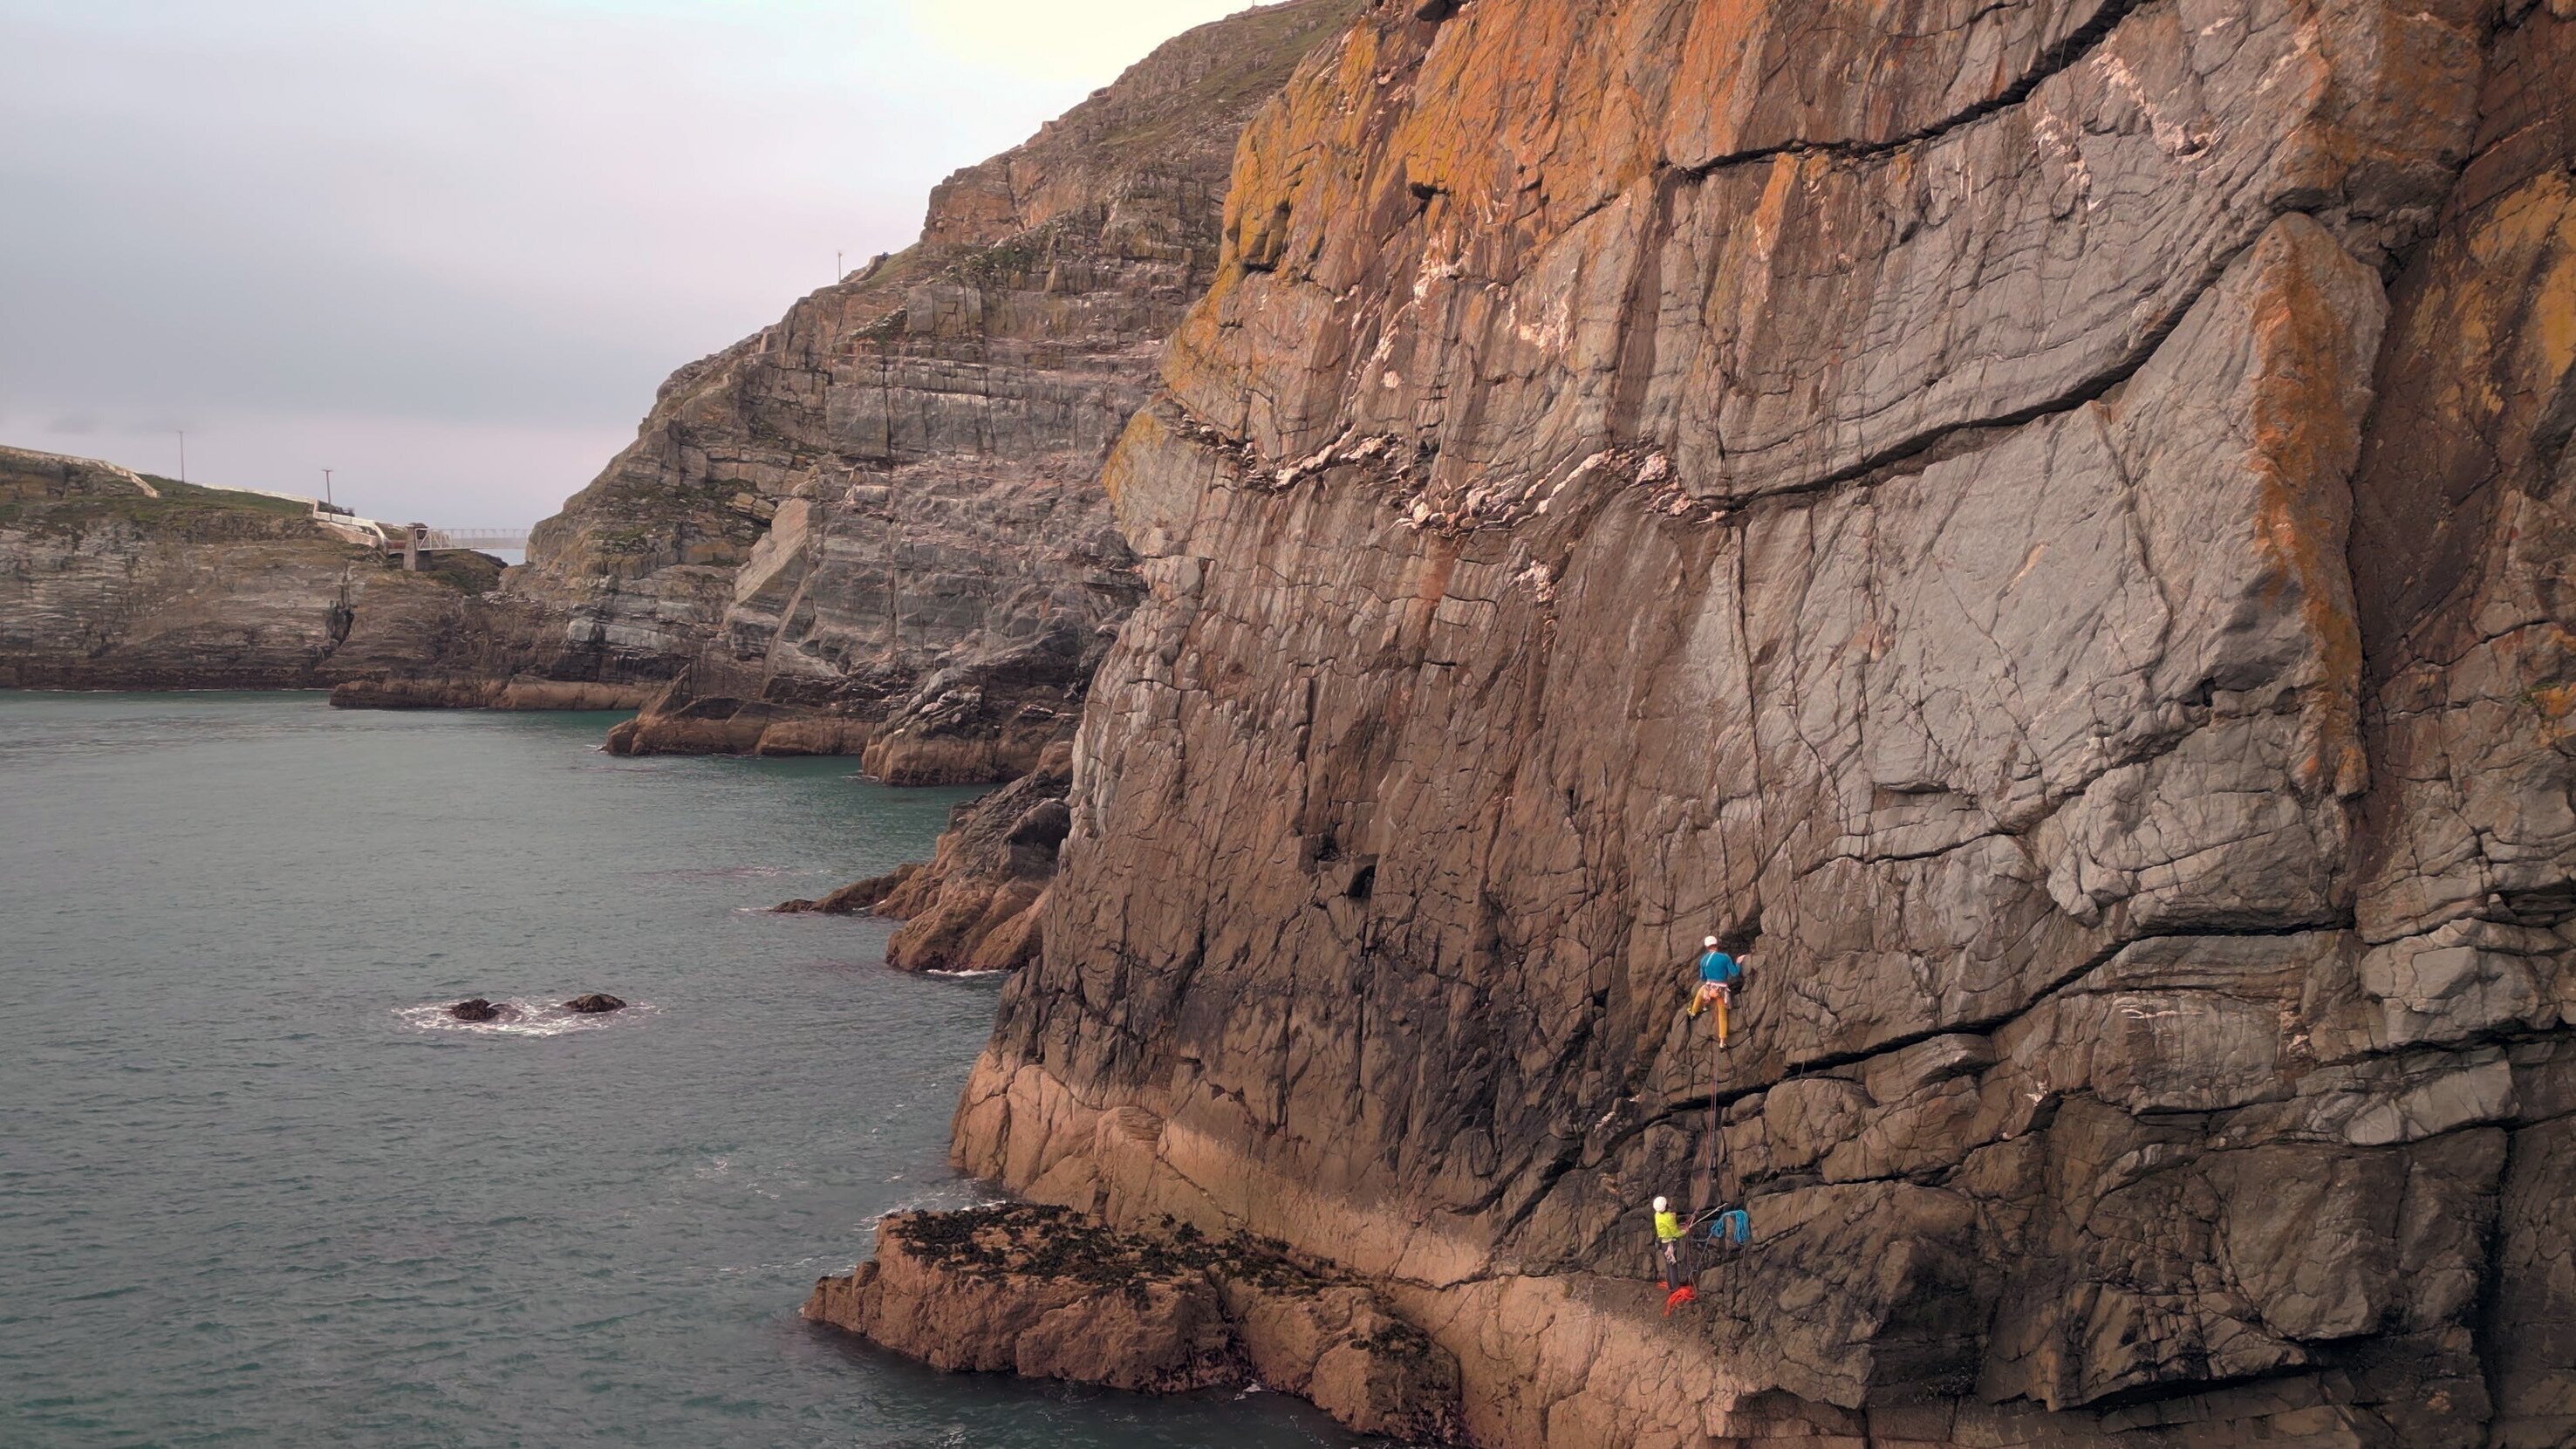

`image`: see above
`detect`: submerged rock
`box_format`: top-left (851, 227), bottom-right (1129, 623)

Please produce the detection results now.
top-left (803, 1204), bottom-right (1461, 1443)
top-left (562, 994), bottom-right (627, 1015)
top-left (447, 998), bottom-right (506, 1023)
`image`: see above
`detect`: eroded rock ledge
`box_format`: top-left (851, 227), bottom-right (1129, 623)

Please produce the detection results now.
top-left (803, 1204), bottom-right (1464, 1442)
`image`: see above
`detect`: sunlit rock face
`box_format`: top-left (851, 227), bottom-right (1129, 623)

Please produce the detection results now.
top-left (956, 2), bottom-right (2576, 1445)
top-left (489, 0), bottom-right (1365, 776)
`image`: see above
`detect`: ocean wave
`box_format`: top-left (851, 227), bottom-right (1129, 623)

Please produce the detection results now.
top-left (393, 999), bottom-right (655, 1038)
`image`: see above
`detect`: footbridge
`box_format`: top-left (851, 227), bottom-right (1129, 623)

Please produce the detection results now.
top-left (381, 523), bottom-right (531, 569)
top-left (205, 485), bottom-right (531, 565)
top-left (413, 528), bottom-right (530, 553)
top-left (312, 516), bottom-right (530, 568)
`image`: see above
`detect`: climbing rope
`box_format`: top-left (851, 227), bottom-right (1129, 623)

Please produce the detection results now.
top-left (1695, 1009), bottom-right (1724, 1211)
top-left (1665, 953), bottom-right (1754, 1310)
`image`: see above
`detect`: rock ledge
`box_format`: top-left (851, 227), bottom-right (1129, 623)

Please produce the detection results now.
top-left (802, 1203), bottom-right (1462, 1443)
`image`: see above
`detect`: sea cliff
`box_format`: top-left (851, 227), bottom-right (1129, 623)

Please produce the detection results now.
top-left (353, 0), bottom-right (1366, 787)
top-left (939, 1), bottom-right (2576, 1446)
top-left (0, 445), bottom-right (503, 691)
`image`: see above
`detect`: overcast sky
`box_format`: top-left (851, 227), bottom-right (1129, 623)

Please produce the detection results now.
top-left (0, 0), bottom-right (1265, 527)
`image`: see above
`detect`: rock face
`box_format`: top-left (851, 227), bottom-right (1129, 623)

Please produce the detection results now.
top-left (473, 0), bottom-right (1363, 776)
top-left (950, 3), bottom-right (2576, 1447)
top-left (876, 751), bottom-right (1072, 972)
top-left (781, 743), bottom-right (1073, 969)
top-left (0, 446), bottom-right (502, 690)
top-left (803, 1204), bottom-right (1464, 1442)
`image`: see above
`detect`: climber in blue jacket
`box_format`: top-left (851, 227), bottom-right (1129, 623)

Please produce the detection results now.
top-left (1686, 936), bottom-right (1746, 1047)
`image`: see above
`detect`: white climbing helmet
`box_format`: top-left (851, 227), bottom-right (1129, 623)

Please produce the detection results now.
top-left (1653, 1196), bottom-right (1669, 1213)
top-left (1703, 935), bottom-right (1718, 947)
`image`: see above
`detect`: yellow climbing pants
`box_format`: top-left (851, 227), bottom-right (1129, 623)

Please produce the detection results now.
top-left (1688, 982), bottom-right (1732, 1043)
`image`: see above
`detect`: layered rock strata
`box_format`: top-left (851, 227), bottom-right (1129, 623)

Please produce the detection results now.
top-left (407, 0), bottom-right (1363, 778)
top-left (803, 1204), bottom-right (1465, 1443)
top-left (0, 446), bottom-right (502, 690)
top-left (948, 2), bottom-right (2576, 1446)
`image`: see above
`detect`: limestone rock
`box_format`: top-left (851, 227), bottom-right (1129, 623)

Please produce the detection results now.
top-left (0, 444), bottom-right (159, 502)
top-left (881, 751), bottom-right (1074, 971)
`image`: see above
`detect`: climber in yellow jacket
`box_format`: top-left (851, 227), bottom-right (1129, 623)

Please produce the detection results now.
top-left (1653, 1195), bottom-right (1686, 1292)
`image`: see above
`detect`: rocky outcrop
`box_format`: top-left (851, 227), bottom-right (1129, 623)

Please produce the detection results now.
top-left (803, 1204), bottom-right (1464, 1442)
top-left (563, 994), bottom-right (627, 1015)
top-left (1, 446), bottom-right (160, 503)
top-left (876, 748), bottom-right (1072, 971)
top-left (947, 3), bottom-right (2576, 1447)
top-left (0, 445), bottom-right (503, 690)
top-left (776, 745), bottom-right (1073, 969)
top-left (775, 863), bottom-right (919, 917)
top-left (400, 0), bottom-right (1363, 773)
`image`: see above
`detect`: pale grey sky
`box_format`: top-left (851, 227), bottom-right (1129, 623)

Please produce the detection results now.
top-left (0, 0), bottom-right (1266, 526)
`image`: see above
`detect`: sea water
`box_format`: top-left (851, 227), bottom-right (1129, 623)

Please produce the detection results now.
top-left (0, 693), bottom-right (1369, 1448)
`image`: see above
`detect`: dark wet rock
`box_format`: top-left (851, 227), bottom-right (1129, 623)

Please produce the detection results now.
top-left (447, 998), bottom-right (505, 1023)
top-left (329, 676), bottom-right (651, 711)
top-left (562, 994), bottom-right (627, 1015)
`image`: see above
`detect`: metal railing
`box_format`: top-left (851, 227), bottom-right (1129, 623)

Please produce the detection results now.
top-left (414, 530), bottom-right (530, 552)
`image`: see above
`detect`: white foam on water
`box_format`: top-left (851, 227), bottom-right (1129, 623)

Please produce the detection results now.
top-left (393, 999), bottom-right (656, 1038)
